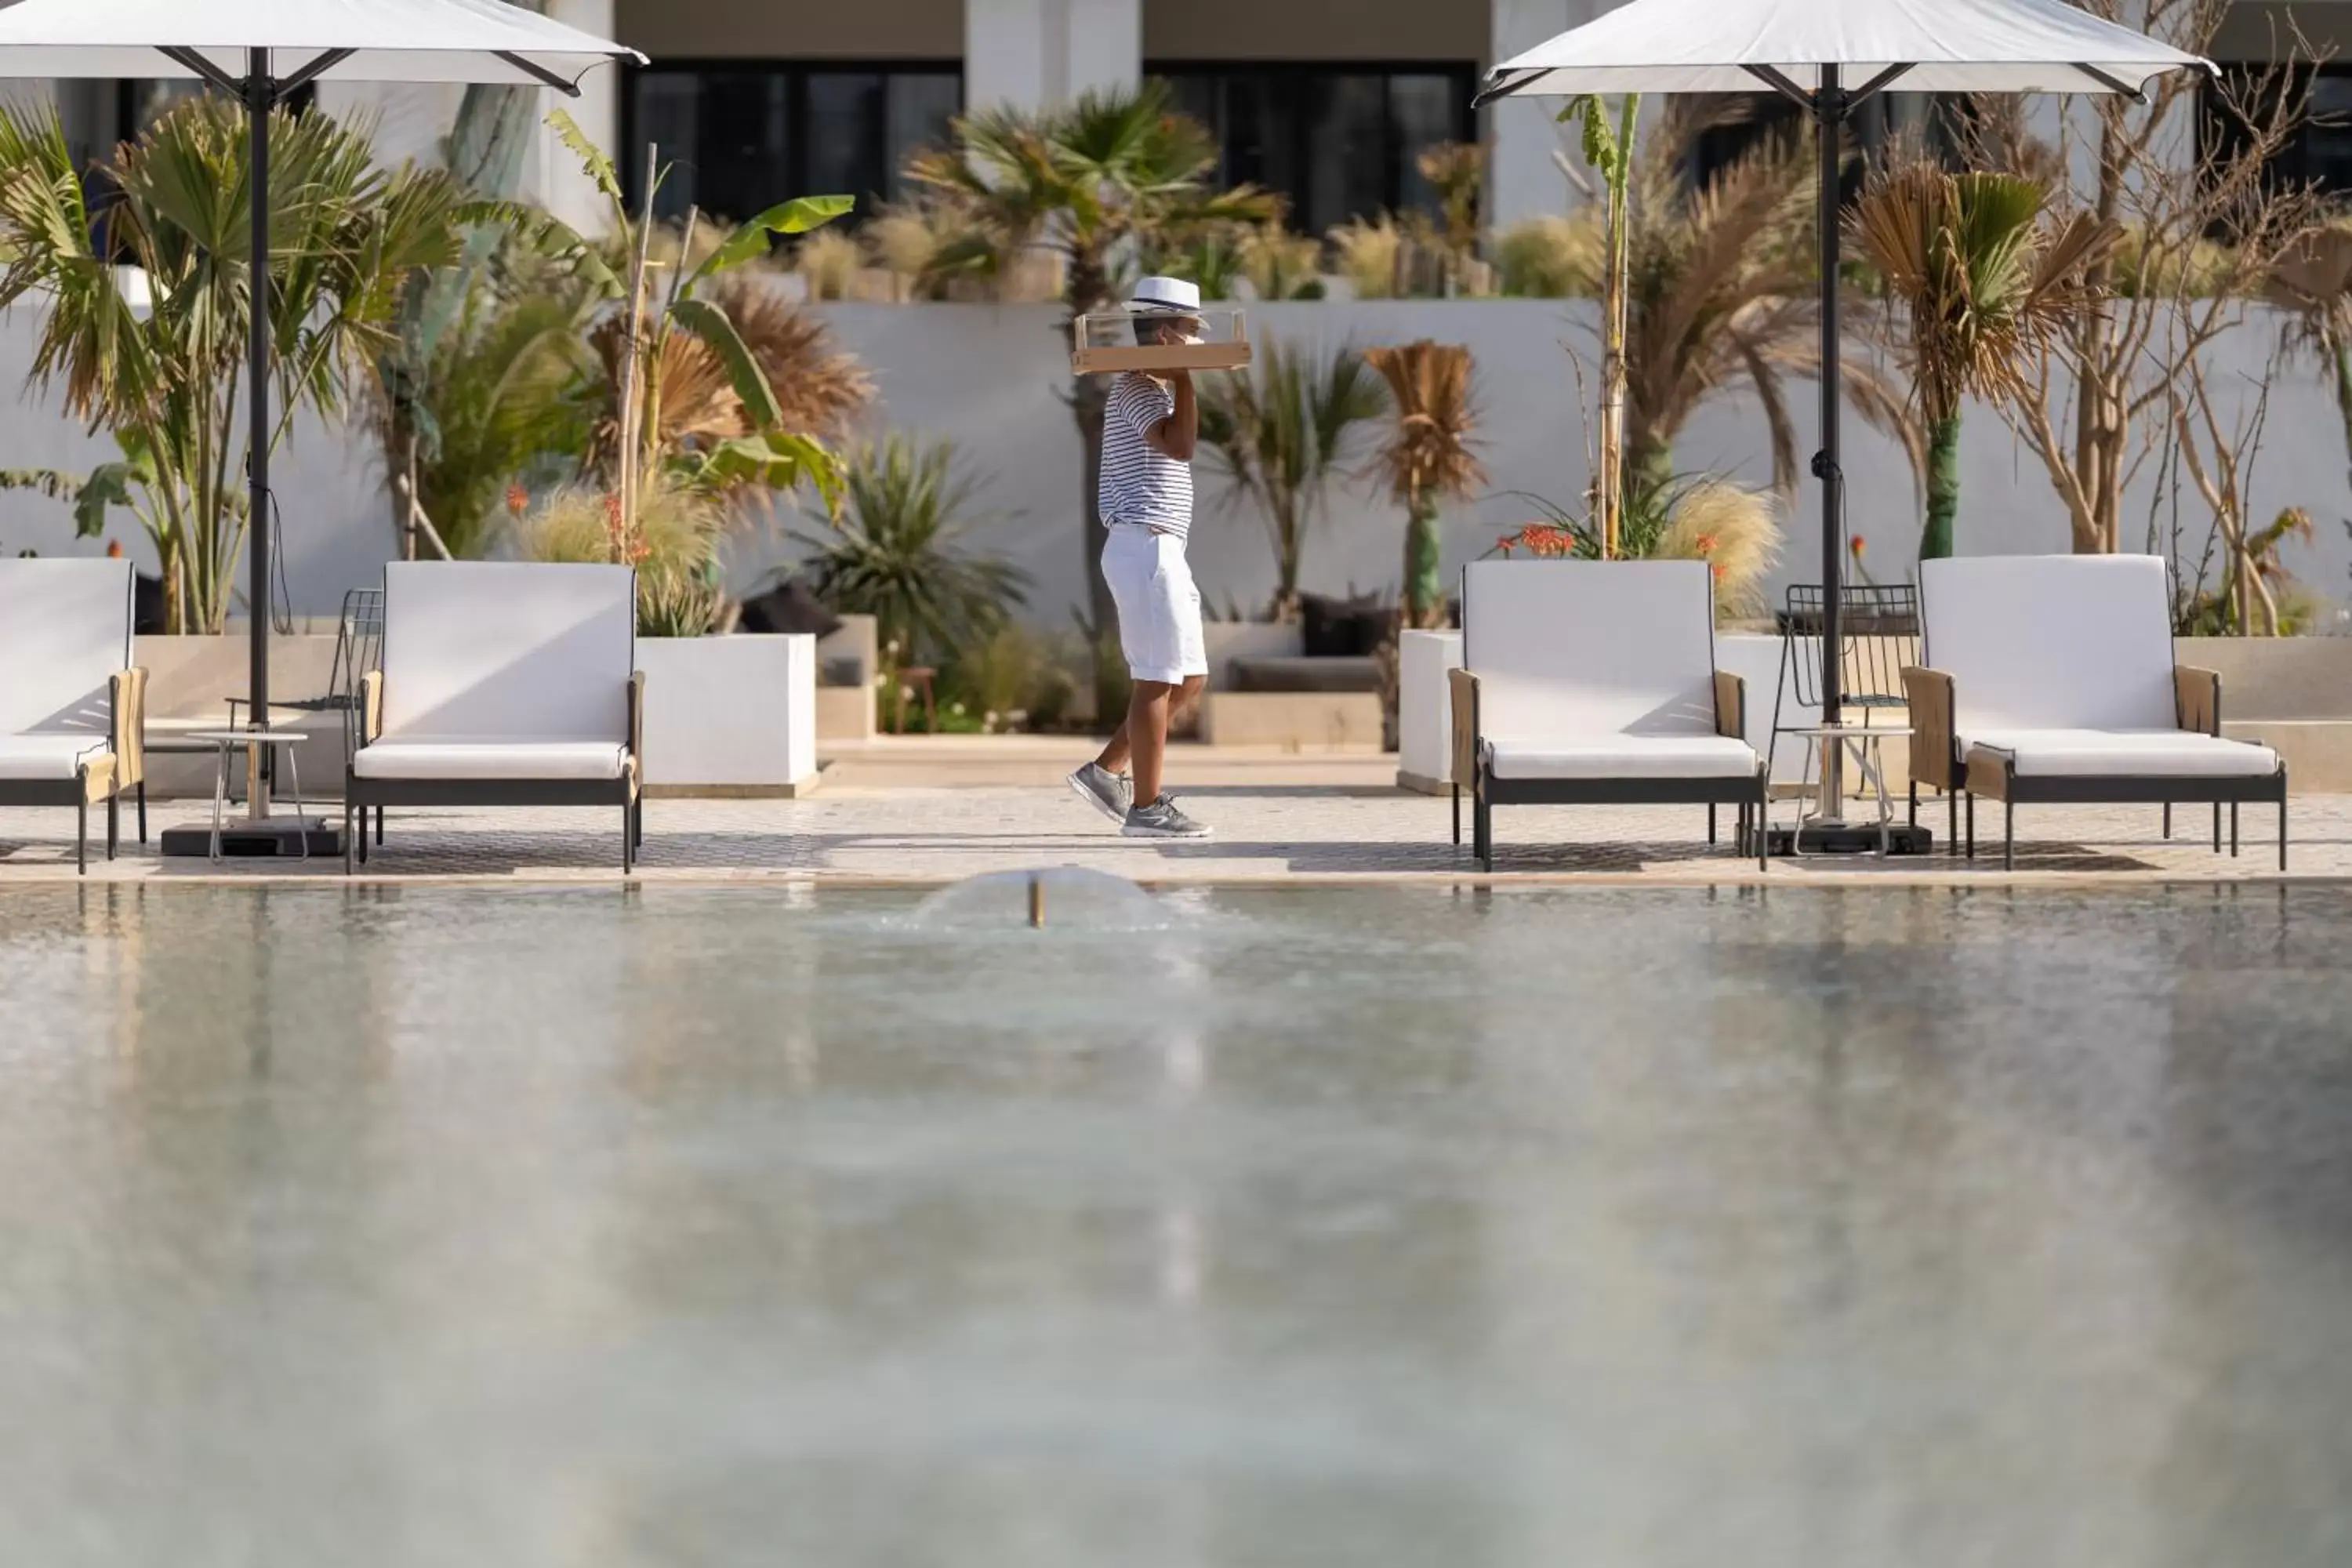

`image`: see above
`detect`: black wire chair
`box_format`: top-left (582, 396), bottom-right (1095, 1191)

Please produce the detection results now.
top-left (1768, 583), bottom-right (1922, 794)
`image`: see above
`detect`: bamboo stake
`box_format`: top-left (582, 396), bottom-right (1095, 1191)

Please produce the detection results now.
top-left (614, 143), bottom-right (659, 551)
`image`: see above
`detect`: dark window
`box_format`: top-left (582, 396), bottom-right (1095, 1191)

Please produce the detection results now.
top-left (624, 62), bottom-right (962, 226)
top-left (1148, 62), bottom-right (1477, 233)
top-left (2201, 64), bottom-right (2352, 201)
top-left (1687, 91), bottom-right (1968, 200)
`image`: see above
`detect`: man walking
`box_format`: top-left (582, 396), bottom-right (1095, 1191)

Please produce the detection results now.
top-left (1068, 277), bottom-right (1213, 839)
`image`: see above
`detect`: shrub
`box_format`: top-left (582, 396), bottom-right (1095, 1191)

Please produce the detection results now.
top-left (1492, 215), bottom-right (1602, 298)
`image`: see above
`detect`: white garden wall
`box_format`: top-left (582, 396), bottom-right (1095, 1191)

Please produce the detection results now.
top-left (4, 299), bottom-right (2350, 637)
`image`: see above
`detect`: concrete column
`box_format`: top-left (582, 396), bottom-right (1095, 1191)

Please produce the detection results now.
top-left (966, 0), bottom-right (1141, 117)
top-left (1488, 0), bottom-right (1619, 229)
top-left (535, 0), bottom-right (622, 234)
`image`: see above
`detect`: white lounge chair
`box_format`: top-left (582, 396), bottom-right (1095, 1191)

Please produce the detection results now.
top-left (1905, 554), bottom-right (2287, 870)
top-left (1450, 560), bottom-right (1766, 871)
top-left (347, 562), bottom-right (644, 873)
top-left (0, 557), bottom-right (146, 874)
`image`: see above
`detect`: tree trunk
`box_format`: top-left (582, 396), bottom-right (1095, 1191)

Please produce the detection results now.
top-left (1072, 373), bottom-right (1119, 709)
top-left (2333, 342), bottom-right (2352, 492)
top-left (1625, 434), bottom-right (1674, 519)
top-left (1403, 492), bottom-right (1443, 629)
top-left (1920, 412), bottom-right (1962, 561)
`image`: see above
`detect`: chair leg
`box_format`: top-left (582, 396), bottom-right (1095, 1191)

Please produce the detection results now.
top-left (2230, 800), bottom-right (2240, 858)
top-left (634, 797), bottom-right (645, 850)
top-left (76, 786), bottom-right (87, 877)
top-left (1907, 782), bottom-right (1918, 829)
top-left (2162, 801), bottom-right (2172, 840)
top-left (2212, 802), bottom-right (2223, 853)
top-left (1475, 775), bottom-right (1493, 873)
top-left (2279, 771), bottom-right (2290, 872)
top-left (344, 807), bottom-right (356, 873)
top-left (1965, 793), bottom-right (1975, 860)
top-left (1757, 779), bottom-right (1769, 873)
top-left (622, 805), bottom-right (635, 873)
top-left (1451, 782), bottom-right (1461, 847)
top-left (2004, 800), bottom-right (2015, 872)
top-left (136, 778), bottom-right (147, 844)
top-left (375, 805), bottom-right (385, 845)
top-left (1708, 803), bottom-right (1717, 844)
top-left (1947, 787), bottom-right (1957, 855)
top-left (356, 800), bottom-right (368, 866)
top-left (107, 791), bottom-right (118, 860)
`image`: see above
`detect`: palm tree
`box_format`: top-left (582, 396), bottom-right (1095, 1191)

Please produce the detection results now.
top-left (906, 84), bottom-right (1272, 652)
top-left (1852, 161), bottom-right (2115, 560)
top-left (0, 97), bottom-right (481, 631)
top-left (2265, 226), bottom-right (2352, 492)
top-left (1612, 101), bottom-right (1921, 504)
top-left (793, 436), bottom-right (1033, 664)
top-left (1197, 335), bottom-right (1388, 616)
top-left (1364, 342), bottom-right (1486, 629)
top-left (550, 111), bottom-right (857, 513)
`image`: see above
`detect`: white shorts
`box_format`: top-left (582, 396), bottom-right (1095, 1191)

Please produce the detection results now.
top-left (1102, 525), bottom-right (1207, 685)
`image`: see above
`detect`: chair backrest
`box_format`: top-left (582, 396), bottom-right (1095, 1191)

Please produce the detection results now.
top-left (1782, 582), bottom-right (1920, 708)
top-left (1919, 554), bottom-right (2176, 735)
top-left (379, 562), bottom-right (635, 742)
top-left (0, 557), bottom-right (132, 737)
top-left (1461, 559), bottom-right (1719, 739)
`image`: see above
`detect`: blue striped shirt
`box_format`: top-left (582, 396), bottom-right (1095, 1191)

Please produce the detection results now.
top-left (1099, 372), bottom-right (1192, 539)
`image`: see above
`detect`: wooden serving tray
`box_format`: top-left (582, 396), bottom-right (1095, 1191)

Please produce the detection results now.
top-left (1071, 340), bottom-right (1254, 375)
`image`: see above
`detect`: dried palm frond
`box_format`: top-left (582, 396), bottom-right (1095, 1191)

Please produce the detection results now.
top-left (706, 277), bottom-right (873, 440)
top-left (1330, 215), bottom-right (1406, 299)
top-left (1363, 341), bottom-right (1486, 506)
top-left (1850, 162), bottom-right (2118, 423)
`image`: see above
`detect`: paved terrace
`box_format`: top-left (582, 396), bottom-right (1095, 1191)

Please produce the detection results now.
top-left (0, 737), bottom-right (2338, 885)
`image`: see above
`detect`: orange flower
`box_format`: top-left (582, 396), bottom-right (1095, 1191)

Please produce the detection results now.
top-left (506, 483), bottom-right (528, 517)
top-left (1849, 535), bottom-right (1867, 557)
top-left (1711, 562), bottom-right (1726, 580)
top-left (1693, 532), bottom-right (1718, 557)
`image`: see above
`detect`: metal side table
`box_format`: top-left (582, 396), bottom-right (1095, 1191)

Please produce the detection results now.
top-left (184, 729), bottom-right (311, 862)
top-left (1773, 723), bottom-right (1914, 858)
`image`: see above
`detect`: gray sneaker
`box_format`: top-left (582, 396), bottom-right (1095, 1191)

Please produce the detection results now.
top-left (1067, 761), bottom-right (1131, 825)
top-left (1123, 794), bottom-right (1213, 839)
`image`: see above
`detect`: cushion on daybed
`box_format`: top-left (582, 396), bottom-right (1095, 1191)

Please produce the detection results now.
top-left (1968, 729), bottom-right (2278, 779)
top-left (1486, 735), bottom-right (1759, 780)
top-left (379, 562), bottom-right (635, 745)
top-left (0, 733), bottom-right (114, 779)
top-left (352, 740), bottom-right (630, 782)
top-left (0, 558), bottom-right (132, 739)
top-left (1461, 560), bottom-right (1724, 742)
top-left (1920, 555), bottom-right (2178, 738)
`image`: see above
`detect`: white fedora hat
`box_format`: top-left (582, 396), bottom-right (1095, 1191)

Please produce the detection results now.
top-left (1125, 275), bottom-right (1202, 316)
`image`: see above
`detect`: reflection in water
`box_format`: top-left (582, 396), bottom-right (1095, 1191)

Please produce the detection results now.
top-left (0, 884), bottom-right (2348, 1567)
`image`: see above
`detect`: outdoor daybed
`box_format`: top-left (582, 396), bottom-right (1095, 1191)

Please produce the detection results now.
top-left (1450, 559), bottom-right (1767, 871)
top-left (1905, 554), bottom-right (2288, 870)
top-left (347, 561), bottom-right (644, 873)
top-left (0, 557), bottom-right (146, 873)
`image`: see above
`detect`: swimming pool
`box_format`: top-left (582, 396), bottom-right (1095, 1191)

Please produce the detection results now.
top-left (4, 884), bottom-right (2347, 1566)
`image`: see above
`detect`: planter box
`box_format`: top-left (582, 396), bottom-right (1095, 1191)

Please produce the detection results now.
top-left (1396, 630), bottom-right (1462, 793)
top-left (133, 633), bottom-right (347, 800)
top-left (815, 615), bottom-right (878, 742)
top-left (636, 634), bottom-right (818, 797)
top-left (1203, 619), bottom-right (1302, 686)
top-left (1197, 691), bottom-right (1382, 750)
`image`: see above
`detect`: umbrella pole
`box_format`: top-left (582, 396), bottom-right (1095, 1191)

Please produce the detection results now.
top-left (1813, 63), bottom-right (1846, 819)
top-left (245, 46), bottom-right (272, 821)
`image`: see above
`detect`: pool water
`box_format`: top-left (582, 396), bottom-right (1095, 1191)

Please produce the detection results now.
top-left (3, 884), bottom-right (2349, 1566)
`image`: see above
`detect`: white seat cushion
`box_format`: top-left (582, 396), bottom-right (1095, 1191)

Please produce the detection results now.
top-left (354, 740), bottom-right (628, 782)
top-left (0, 734), bottom-right (113, 780)
top-left (1487, 735), bottom-right (1759, 781)
top-left (1966, 729), bottom-right (2279, 779)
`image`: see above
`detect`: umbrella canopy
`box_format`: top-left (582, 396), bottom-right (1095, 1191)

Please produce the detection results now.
top-left (0, 0), bottom-right (641, 89)
top-left (1484, 0), bottom-right (2210, 100)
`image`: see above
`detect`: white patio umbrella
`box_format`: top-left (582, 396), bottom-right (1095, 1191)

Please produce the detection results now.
top-left (1478, 0), bottom-right (2209, 843)
top-left (0, 0), bottom-right (642, 854)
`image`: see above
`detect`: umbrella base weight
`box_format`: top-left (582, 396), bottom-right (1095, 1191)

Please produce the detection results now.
top-left (1763, 822), bottom-right (1935, 858)
top-left (160, 817), bottom-right (343, 858)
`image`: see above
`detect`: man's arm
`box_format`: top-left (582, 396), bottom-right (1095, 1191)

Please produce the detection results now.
top-left (1143, 371), bottom-right (1197, 462)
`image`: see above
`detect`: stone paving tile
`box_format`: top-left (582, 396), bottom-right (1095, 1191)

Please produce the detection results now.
top-left (0, 788), bottom-right (2340, 885)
